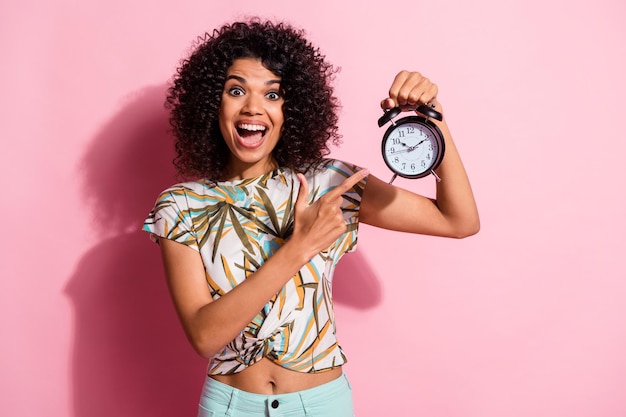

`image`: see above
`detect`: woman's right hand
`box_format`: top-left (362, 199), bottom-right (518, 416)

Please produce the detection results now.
top-left (291, 170), bottom-right (369, 260)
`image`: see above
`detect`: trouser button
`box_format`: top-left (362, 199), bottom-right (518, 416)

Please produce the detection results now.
top-left (271, 399), bottom-right (279, 409)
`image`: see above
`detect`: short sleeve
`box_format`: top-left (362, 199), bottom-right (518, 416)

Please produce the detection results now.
top-left (142, 187), bottom-right (199, 250)
top-left (314, 159), bottom-right (369, 255)
top-left (325, 159), bottom-right (367, 209)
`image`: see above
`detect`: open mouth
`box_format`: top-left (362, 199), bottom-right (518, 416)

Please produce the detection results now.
top-left (236, 123), bottom-right (267, 146)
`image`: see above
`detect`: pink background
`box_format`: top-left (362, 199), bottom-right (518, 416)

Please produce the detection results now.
top-left (2, 0), bottom-right (625, 416)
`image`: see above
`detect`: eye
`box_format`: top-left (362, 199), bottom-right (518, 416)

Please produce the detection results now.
top-left (266, 91), bottom-right (282, 101)
top-left (228, 87), bottom-right (245, 97)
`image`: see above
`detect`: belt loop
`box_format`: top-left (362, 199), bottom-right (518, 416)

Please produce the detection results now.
top-left (225, 387), bottom-right (238, 417)
top-left (299, 391), bottom-right (311, 417)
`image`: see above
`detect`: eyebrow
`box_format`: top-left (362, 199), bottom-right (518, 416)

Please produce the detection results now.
top-left (226, 75), bottom-right (281, 85)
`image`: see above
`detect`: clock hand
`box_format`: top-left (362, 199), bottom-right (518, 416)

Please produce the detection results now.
top-left (407, 139), bottom-right (427, 152)
top-left (391, 138), bottom-right (427, 154)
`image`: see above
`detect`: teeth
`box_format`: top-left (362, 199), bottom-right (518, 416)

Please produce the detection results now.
top-left (237, 123), bottom-right (266, 132)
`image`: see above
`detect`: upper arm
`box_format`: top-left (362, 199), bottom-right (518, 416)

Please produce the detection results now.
top-left (359, 174), bottom-right (456, 237)
top-left (158, 238), bottom-right (213, 331)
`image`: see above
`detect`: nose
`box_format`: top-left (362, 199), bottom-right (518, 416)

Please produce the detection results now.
top-left (241, 93), bottom-right (263, 115)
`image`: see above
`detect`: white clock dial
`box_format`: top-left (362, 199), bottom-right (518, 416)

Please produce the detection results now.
top-left (378, 109), bottom-right (445, 182)
top-left (384, 123), bottom-right (439, 176)
top-left (383, 121), bottom-right (440, 177)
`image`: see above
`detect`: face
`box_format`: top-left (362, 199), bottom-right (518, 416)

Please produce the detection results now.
top-left (219, 58), bottom-right (285, 180)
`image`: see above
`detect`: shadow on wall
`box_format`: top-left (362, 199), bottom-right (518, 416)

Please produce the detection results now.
top-left (65, 85), bottom-right (381, 417)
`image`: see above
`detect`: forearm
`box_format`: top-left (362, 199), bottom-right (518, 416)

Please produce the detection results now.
top-left (162, 238), bottom-right (311, 359)
top-left (431, 105), bottom-right (480, 237)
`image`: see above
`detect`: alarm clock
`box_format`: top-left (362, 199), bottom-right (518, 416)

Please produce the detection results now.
top-left (377, 104), bottom-right (445, 183)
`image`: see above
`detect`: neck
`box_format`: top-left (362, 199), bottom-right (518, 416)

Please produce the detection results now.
top-left (224, 158), bottom-right (278, 181)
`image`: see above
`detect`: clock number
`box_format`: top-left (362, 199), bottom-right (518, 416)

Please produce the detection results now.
top-left (407, 126), bottom-right (415, 134)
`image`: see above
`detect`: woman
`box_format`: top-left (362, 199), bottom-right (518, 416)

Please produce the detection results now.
top-left (144, 19), bottom-right (479, 417)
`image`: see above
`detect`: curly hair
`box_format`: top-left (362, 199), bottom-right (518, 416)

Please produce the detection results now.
top-left (166, 19), bottom-right (341, 180)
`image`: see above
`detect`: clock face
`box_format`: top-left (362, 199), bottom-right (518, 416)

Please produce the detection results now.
top-left (382, 118), bottom-right (443, 178)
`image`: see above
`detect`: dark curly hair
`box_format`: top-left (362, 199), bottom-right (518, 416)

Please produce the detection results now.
top-left (166, 19), bottom-right (341, 180)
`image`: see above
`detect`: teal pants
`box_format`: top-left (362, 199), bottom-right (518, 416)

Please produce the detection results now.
top-left (197, 373), bottom-right (355, 417)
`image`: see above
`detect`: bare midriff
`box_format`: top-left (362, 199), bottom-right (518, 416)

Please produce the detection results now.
top-left (210, 358), bottom-right (343, 394)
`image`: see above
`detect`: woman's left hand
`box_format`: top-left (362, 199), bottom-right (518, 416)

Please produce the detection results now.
top-left (380, 70), bottom-right (439, 112)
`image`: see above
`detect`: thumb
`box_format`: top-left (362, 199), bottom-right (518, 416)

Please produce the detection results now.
top-left (294, 173), bottom-right (310, 212)
top-left (380, 97), bottom-right (395, 110)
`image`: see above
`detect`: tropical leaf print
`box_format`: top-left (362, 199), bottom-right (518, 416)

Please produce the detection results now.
top-left (143, 160), bottom-right (367, 375)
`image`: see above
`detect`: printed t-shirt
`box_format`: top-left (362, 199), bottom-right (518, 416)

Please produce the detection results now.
top-left (143, 159), bottom-right (367, 374)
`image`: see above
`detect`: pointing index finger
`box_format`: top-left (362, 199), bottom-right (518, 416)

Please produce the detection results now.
top-left (326, 169), bottom-right (370, 199)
